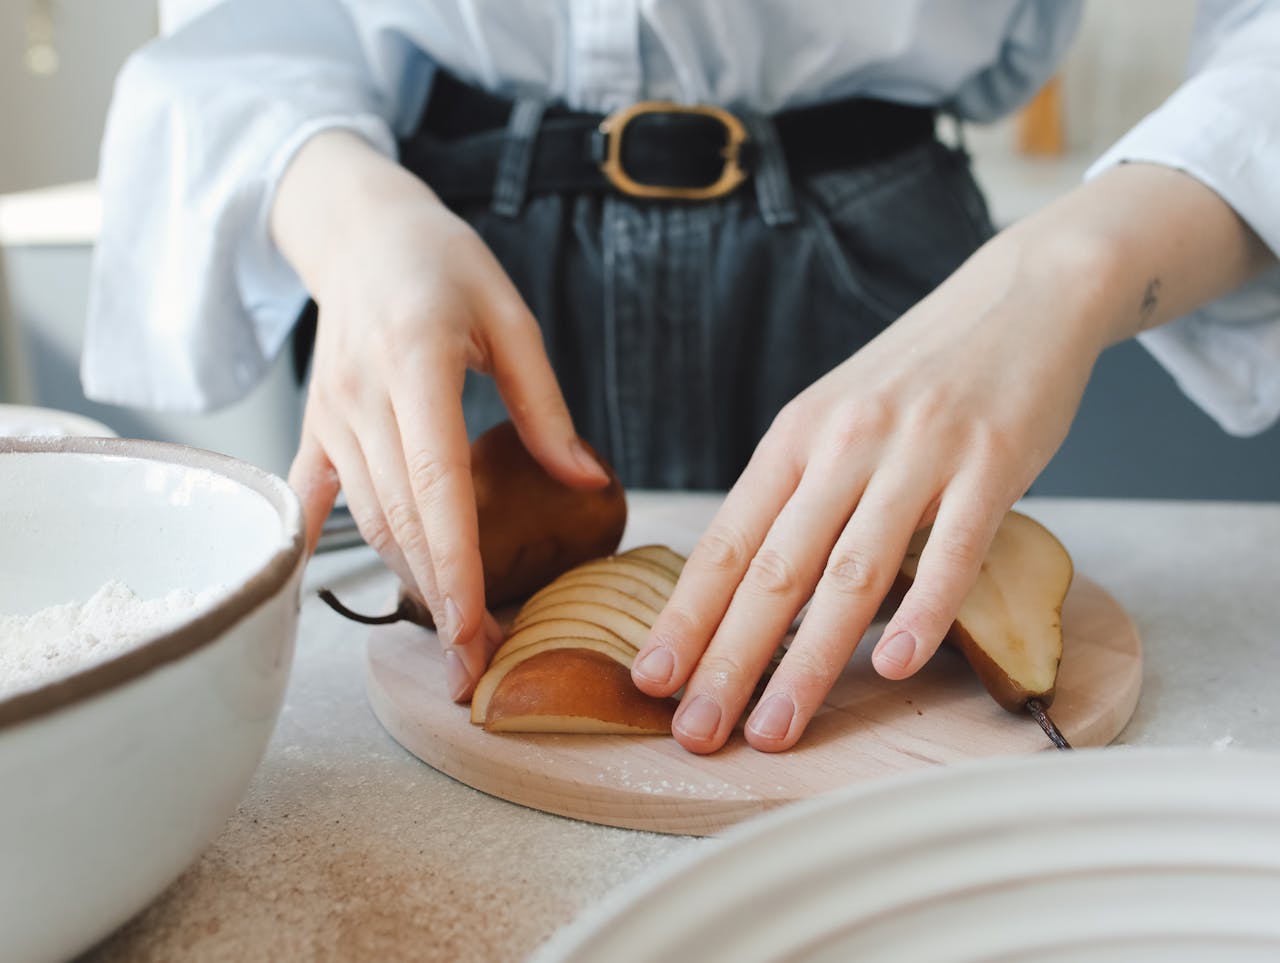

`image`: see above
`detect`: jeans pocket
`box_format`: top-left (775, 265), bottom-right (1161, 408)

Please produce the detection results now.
top-left (800, 141), bottom-right (995, 320)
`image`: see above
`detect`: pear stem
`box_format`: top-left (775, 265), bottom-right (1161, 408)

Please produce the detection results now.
top-left (1026, 699), bottom-right (1072, 751)
top-left (317, 588), bottom-right (409, 625)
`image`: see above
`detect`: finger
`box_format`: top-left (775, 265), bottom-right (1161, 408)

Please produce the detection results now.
top-left (312, 414), bottom-right (421, 600)
top-left (287, 428), bottom-right (341, 557)
top-left (390, 353), bottom-right (493, 693)
top-left (481, 610), bottom-right (505, 662)
top-left (670, 468), bottom-right (858, 754)
top-left (871, 475), bottom-right (1005, 680)
top-left (631, 426), bottom-right (802, 699)
top-left (483, 291), bottom-right (610, 489)
top-left (327, 405), bottom-right (491, 703)
top-left (349, 399), bottom-right (443, 613)
top-left (744, 469), bottom-right (935, 752)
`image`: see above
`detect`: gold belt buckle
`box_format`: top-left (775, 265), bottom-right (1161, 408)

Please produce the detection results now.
top-left (597, 101), bottom-right (749, 201)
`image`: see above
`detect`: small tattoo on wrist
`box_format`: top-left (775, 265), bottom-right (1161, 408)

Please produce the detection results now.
top-left (1140, 278), bottom-right (1162, 327)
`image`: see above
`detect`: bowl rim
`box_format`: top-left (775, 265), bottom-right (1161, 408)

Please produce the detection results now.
top-left (0, 437), bottom-right (306, 731)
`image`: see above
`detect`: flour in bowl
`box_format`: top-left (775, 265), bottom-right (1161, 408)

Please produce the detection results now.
top-left (0, 580), bottom-right (227, 699)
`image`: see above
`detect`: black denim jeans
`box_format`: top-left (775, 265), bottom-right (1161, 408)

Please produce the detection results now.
top-left (284, 100), bottom-right (995, 490)
top-left (442, 109), bottom-right (996, 490)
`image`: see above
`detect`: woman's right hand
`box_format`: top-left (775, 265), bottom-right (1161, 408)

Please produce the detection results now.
top-left (271, 130), bottom-right (610, 701)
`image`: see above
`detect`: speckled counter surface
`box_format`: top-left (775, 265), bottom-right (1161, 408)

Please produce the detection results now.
top-left (84, 494), bottom-right (1280, 962)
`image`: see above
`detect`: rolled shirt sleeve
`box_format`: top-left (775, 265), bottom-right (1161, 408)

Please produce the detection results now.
top-left (82, 0), bottom-right (429, 411)
top-left (1086, 0), bottom-right (1280, 436)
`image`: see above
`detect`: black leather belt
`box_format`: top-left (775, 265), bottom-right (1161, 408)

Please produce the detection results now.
top-left (401, 71), bottom-right (937, 204)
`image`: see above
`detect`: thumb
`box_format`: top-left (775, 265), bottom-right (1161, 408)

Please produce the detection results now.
top-left (288, 431), bottom-right (341, 557)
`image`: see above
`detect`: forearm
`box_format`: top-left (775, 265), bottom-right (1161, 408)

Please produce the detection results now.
top-left (995, 162), bottom-right (1275, 349)
top-left (270, 130), bottom-right (442, 302)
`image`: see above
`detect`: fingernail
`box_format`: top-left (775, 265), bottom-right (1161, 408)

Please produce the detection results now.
top-left (874, 630), bottom-right (917, 673)
top-left (443, 596), bottom-right (463, 646)
top-left (673, 694), bottom-right (722, 742)
top-left (570, 437), bottom-right (610, 483)
top-left (633, 646), bottom-right (674, 686)
top-left (746, 692), bottom-right (795, 742)
top-left (444, 648), bottom-right (472, 701)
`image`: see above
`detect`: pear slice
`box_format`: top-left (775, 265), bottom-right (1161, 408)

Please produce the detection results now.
top-left (603, 557), bottom-right (678, 594)
top-left (898, 510), bottom-right (1073, 713)
top-left (586, 552), bottom-right (679, 585)
top-left (622, 544), bottom-right (686, 579)
top-left (523, 556), bottom-right (676, 607)
top-left (516, 572), bottom-right (670, 615)
top-left (513, 584), bottom-right (659, 631)
top-left (504, 601), bottom-right (650, 651)
top-left (481, 615), bottom-right (633, 668)
top-left (471, 636), bottom-right (637, 724)
top-left (482, 648), bottom-right (677, 734)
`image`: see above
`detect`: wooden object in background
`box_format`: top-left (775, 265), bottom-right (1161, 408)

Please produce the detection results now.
top-left (1017, 75), bottom-right (1066, 156)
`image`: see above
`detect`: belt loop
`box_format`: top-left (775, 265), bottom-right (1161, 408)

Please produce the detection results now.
top-left (743, 112), bottom-right (798, 227)
top-left (491, 95), bottom-right (548, 218)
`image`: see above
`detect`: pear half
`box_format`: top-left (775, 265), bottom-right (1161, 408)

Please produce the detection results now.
top-left (898, 510), bottom-right (1073, 713)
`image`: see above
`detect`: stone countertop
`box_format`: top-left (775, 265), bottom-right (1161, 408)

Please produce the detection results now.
top-left (85, 493), bottom-right (1280, 962)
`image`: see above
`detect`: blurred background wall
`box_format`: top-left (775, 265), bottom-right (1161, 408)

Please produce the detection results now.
top-left (0, 0), bottom-right (1275, 493)
top-left (0, 0), bottom-right (157, 195)
top-left (0, 0), bottom-right (303, 477)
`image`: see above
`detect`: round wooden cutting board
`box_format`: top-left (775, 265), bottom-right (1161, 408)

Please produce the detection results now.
top-left (364, 569), bottom-right (1142, 837)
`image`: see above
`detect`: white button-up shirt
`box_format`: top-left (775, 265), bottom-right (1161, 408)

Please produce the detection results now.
top-left (83, 0), bottom-right (1280, 437)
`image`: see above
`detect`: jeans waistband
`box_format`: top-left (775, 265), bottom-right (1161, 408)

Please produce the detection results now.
top-left (399, 70), bottom-right (937, 224)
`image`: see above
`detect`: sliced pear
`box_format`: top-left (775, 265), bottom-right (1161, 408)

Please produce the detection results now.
top-left (506, 601), bottom-right (649, 650)
top-left (473, 635), bottom-right (637, 717)
top-left (513, 584), bottom-right (659, 631)
top-left (523, 556), bottom-right (676, 607)
top-left (472, 546), bottom-right (689, 732)
top-left (517, 571), bottom-right (670, 614)
top-left (482, 648), bottom-right (677, 734)
top-left (622, 544), bottom-right (686, 579)
top-left (601, 557), bottom-right (678, 594)
top-left (483, 615), bottom-right (631, 665)
top-left (899, 510), bottom-right (1073, 712)
top-left (471, 636), bottom-right (636, 723)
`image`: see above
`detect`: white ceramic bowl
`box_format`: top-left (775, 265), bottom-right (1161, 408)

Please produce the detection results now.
top-left (538, 747), bottom-right (1280, 963)
top-left (0, 438), bottom-right (305, 963)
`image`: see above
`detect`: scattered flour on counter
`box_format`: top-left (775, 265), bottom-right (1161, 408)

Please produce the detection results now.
top-left (0, 580), bottom-right (228, 699)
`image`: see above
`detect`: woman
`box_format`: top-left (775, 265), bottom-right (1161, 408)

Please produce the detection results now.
top-left (84, 1), bottom-right (1280, 754)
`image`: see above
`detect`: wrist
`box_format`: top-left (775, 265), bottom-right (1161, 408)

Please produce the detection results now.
top-left (992, 163), bottom-right (1273, 349)
top-left (1013, 202), bottom-right (1156, 353)
top-left (962, 213), bottom-right (1128, 360)
top-left (270, 129), bottom-right (441, 300)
